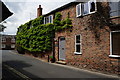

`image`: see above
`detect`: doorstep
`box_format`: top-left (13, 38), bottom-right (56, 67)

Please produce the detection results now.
top-left (56, 61), bottom-right (67, 65)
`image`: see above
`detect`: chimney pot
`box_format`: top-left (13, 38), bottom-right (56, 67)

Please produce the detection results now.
top-left (39, 5), bottom-right (41, 8)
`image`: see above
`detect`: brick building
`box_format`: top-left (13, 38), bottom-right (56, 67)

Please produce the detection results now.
top-left (37, 0), bottom-right (120, 74)
top-left (1, 35), bottom-right (16, 50)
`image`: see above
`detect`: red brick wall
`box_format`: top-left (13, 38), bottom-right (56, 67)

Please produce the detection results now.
top-left (55, 2), bottom-right (120, 75)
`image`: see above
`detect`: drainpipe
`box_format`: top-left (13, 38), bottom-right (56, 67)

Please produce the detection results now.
top-left (52, 30), bottom-right (55, 63)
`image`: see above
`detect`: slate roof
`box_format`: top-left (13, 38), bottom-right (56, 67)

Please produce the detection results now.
top-left (43, 1), bottom-right (79, 16)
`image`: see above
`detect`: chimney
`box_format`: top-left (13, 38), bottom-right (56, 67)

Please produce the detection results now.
top-left (37, 5), bottom-right (42, 18)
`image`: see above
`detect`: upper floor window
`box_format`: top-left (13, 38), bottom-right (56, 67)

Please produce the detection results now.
top-left (76, 0), bottom-right (97, 17)
top-left (44, 15), bottom-right (53, 24)
top-left (11, 38), bottom-right (15, 42)
top-left (76, 3), bottom-right (82, 17)
top-left (109, 1), bottom-right (120, 17)
top-left (2, 38), bottom-right (6, 42)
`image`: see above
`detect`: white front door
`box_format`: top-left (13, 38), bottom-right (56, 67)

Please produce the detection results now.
top-left (59, 37), bottom-right (66, 60)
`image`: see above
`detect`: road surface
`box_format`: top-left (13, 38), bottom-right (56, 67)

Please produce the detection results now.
top-left (2, 64), bottom-right (25, 79)
top-left (2, 50), bottom-right (120, 80)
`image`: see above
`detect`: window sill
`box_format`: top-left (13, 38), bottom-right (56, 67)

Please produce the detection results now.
top-left (109, 55), bottom-right (120, 58)
top-left (74, 52), bottom-right (82, 55)
top-left (110, 16), bottom-right (120, 19)
top-left (77, 11), bottom-right (97, 18)
top-left (83, 11), bottom-right (97, 16)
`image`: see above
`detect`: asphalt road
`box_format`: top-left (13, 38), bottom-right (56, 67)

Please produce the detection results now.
top-left (2, 50), bottom-right (120, 80)
top-left (2, 64), bottom-right (24, 79)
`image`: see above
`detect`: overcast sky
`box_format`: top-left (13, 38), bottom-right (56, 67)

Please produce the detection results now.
top-left (1, 0), bottom-right (74, 35)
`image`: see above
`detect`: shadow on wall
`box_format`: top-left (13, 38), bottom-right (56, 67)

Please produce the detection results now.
top-left (87, 2), bottom-right (119, 44)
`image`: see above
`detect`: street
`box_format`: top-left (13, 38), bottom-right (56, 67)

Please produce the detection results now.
top-left (2, 50), bottom-right (120, 80)
top-left (2, 64), bottom-right (25, 79)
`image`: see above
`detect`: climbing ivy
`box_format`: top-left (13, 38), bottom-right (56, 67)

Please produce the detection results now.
top-left (54, 12), bottom-right (72, 31)
top-left (16, 12), bottom-right (72, 53)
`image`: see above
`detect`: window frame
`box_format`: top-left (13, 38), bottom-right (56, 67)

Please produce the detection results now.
top-left (44, 15), bottom-right (53, 24)
top-left (83, 1), bottom-right (90, 16)
top-left (76, 3), bottom-right (82, 17)
top-left (2, 38), bottom-right (6, 42)
top-left (83, 0), bottom-right (97, 16)
top-left (74, 34), bottom-right (82, 55)
top-left (11, 44), bottom-right (15, 48)
top-left (2, 44), bottom-right (5, 48)
top-left (109, 31), bottom-right (120, 58)
top-left (76, 0), bottom-right (97, 17)
top-left (89, 0), bottom-right (97, 14)
top-left (109, 1), bottom-right (120, 18)
top-left (11, 38), bottom-right (15, 42)
top-left (49, 15), bottom-right (53, 23)
top-left (44, 17), bottom-right (46, 24)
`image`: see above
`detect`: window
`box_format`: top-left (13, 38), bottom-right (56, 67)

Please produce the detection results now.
top-left (109, 1), bottom-right (120, 17)
top-left (30, 25), bottom-right (33, 29)
top-left (89, 0), bottom-right (96, 13)
top-left (49, 15), bottom-right (53, 23)
top-left (83, 2), bottom-right (89, 15)
top-left (2, 44), bottom-right (5, 48)
top-left (11, 38), bottom-right (15, 42)
top-left (11, 44), bottom-right (15, 48)
top-left (76, 3), bottom-right (82, 17)
top-left (74, 35), bottom-right (82, 54)
top-left (110, 31), bottom-right (120, 57)
top-left (76, 0), bottom-right (97, 17)
top-left (44, 15), bottom-right (53, 24)
top-left (2, 38), bottom-right (6, 42)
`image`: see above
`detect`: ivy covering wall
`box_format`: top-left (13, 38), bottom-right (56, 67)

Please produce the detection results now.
top-left (16, 12), bottom-right (72, 53)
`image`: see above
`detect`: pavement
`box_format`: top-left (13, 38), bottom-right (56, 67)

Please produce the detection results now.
top-left (2, 50), bottom-right (120, 80)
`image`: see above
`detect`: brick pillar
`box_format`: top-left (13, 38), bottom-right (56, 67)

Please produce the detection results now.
top-left (37, 5), bottom-right (42, 18)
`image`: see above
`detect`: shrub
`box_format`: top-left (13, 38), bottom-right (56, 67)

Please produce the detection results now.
top-left (16, 45), bottom-right (25, 54)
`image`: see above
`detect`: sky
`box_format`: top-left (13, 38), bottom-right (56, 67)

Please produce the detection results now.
top-left (1, 0), bottom-right (74, 35)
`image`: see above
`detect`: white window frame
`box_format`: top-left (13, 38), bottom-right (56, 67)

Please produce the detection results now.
top-left (89, 0), bottom-right (97, 14)
top-left (76, 3), bottom-right (82, 17)
top-left (83, 0), bottom-right (97, 15)
top-left (44, 15), bottom-right (53, 24)
top-left (11, 44), bottom-right (15, 48)
top-left (109, 31), bottom-right (120, 58)
top-left (74, 34), bottom-right (82, 54)
top-left (76, 0), bottom-right (97, 17)
top-left (44, 16), bottom-right (49, 24)
top-left (2, 38), bottom-right (6, 42)
top-left (49, 15), bottom-right (53, 23)
top-left (2, 44), bottom-right (5, 48)
top-left (44, 17), bottom-right (46, 24)
top-left (30, 25), bottom-right (33, 29)
top-left (11, 38), bottom-right (15, 42)
top-left (83, 1), bottom-right (89, 16)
